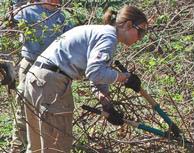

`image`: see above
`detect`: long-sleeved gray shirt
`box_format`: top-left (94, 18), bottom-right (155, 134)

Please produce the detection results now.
top-left (14, 4), bottom-right (72, 61)
top-left (36, 25), bottom-right (119, 91)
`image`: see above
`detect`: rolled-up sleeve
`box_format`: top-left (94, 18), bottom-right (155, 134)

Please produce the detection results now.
top-left (14, 8), bottom-right (26, 21)
top-left (85, 35), bottom-right (118, 84)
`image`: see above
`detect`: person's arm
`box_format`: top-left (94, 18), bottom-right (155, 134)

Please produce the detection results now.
top-left (11, 6), bottom-right (30, 29)
top-left (86, 35), bottom-right (127, 83)
top-left (85, 35), bottom-right (126, 126)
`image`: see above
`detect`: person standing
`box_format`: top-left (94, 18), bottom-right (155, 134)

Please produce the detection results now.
top-left (11, 0), bottom-right (73, 152)
top-left (24, 4), bottom-right (148, 153)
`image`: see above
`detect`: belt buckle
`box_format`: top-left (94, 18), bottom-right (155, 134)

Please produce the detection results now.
top-left (39, 62), bottom-right (44, 68)
top-left (56, 68), bottom-right (60, 73)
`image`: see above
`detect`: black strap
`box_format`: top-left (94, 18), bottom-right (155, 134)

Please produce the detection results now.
top-left (34, 61), bottom-right (72, 80)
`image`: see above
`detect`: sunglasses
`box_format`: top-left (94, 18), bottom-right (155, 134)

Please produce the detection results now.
top-left (132, 24), bottom-right (147, 39)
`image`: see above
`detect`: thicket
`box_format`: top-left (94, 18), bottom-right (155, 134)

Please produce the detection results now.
top-left (0, 0), bottom-right (194, 152)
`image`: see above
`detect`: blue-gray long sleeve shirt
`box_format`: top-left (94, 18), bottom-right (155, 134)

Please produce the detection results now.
top-left (36, 25), bottom-right (119, 88)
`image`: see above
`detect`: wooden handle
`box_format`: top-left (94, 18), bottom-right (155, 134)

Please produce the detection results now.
top-left (139, 88), bottom-right (157, 107)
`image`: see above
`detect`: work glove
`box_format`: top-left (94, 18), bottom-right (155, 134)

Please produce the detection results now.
top-left (102, 103), bottom-right (124, 126)
top-left (125, 73), bottom-right (141, 92)
top-left (0, 62), bottom-right (16, 90)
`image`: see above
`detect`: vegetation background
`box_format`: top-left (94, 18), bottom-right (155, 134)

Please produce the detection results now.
top-left (0, 0), bottom-right (194, 152)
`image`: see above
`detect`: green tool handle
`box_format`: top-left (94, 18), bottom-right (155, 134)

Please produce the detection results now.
top-left (82, 105), bottom-right (167, 137)
top-left (140, 88), bottom-right (181, 137)
top-left (114, 60), bottom-right (181, 137)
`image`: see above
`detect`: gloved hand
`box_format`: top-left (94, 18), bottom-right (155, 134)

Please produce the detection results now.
top-left (102, 103), bottom-right (124, 126)
top-left (0, 62), bottom-right (16, 89)
top-left (125, 73), bottom-right (141, 92)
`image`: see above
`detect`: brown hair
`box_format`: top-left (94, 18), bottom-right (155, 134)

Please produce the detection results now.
top-left (103, 5), bottom-right (147, 26)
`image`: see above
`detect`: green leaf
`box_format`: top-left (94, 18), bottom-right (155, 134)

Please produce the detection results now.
top-left (149, 58), bottom-right (156, 66)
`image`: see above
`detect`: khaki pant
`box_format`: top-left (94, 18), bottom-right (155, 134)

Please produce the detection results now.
top-left (11, 58), bottom-right (33, 153)
top-left (24, 66), bottom-right (74, 153)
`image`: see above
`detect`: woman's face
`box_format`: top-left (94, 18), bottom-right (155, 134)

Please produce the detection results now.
top-left (119, 21), bottom-right (147, 46)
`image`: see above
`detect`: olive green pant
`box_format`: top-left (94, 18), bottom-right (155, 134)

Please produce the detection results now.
top-left (11, 58), bottom-right (33, 153)
top-left (24, 66), bottom-right (74, 153)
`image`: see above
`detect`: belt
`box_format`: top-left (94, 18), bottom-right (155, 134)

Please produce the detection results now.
top-left (34, 61), bottom-right (72, 80)
top-left (24, 57), bottom-right (34, 64)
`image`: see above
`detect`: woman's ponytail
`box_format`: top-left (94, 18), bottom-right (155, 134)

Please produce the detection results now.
top-left (103, 8), bottom-right (117, 25)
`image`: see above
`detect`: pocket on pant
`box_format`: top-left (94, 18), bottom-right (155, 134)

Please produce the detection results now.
top-left (25, 74), bottom-right (46, 107)
top-left (30, 77), bottom-right (46, 87)
top-left (41, 80), bottom-right (74, 114)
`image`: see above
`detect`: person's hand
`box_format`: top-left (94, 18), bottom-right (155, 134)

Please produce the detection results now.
top-left (102, 102), bottom-right (124, 126)
top-left (98, 91), bottom-right (110, 102)
top-left (0, 62), bottom-right (16, 89)
top-left (124, 73), bottom-right (141, 92)
top-left (116, 72), bottom-right (129, 83)
top-left (98, 91), bottom-right (124, 125)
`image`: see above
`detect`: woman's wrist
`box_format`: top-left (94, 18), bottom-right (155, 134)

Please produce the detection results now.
top-left (116, 72), bottom-right (130, 83)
